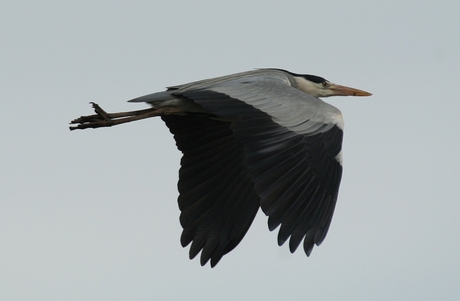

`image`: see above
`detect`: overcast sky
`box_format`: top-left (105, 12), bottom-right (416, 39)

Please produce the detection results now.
top-left (1, 1), bottom-right (459, 300)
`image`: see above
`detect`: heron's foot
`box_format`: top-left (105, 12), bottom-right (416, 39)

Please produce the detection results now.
top-left (69, 102), bottom-right (183, 130)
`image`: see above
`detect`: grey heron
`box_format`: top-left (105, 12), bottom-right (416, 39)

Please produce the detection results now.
top-left (70, 68), bottom-right (371, 267)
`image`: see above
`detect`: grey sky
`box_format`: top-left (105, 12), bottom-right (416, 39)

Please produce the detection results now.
top-left (1, 1), bottom-right (459, 300)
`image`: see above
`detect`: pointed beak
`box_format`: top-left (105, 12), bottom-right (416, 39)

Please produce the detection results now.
top-left (330, 84), bottom-right (372, 96)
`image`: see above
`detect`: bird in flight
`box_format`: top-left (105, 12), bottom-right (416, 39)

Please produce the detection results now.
top-left (70, 68), bottom-right (372, 267)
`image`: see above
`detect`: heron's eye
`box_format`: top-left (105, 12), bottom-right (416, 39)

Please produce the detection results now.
top-left (322, 82), bottom-right (329, 88)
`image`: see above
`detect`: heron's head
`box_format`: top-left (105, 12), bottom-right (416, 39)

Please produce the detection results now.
top-left (294, 74), bottom-right (372, 98)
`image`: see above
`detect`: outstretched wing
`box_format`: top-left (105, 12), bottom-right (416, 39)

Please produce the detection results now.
top-left (231, 115), bottom-right (342, 254)
top-left (176, 74), bottom-right (344, 256)
top-left (162, 115), bottom-right (260, 267)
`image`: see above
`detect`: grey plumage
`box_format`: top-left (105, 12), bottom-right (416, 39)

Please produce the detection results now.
top-left (130, 69), bottom-right (343, 135)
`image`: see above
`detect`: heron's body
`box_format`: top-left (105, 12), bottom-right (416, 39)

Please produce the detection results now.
top-left (132, 69), bottom-right (344, 131)
top-left (71, 68), bottom-right (371, 267)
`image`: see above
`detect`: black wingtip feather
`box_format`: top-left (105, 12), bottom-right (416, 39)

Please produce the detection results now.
top-left (302, 229), bottom-right (316, 256)
top-left (180, 228), bottom-right (195, 247)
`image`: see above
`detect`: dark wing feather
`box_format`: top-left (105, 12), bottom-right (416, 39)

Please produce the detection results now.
top-left (232, 115), bottom-right (343, 255)
top-left (180, 90), bottom-right (343, 257)
top-left (162, 115), bottom-right (260, 267)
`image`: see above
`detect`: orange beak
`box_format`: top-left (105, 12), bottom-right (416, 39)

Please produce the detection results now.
top-left (330, 84), bottom-right (372, 96)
